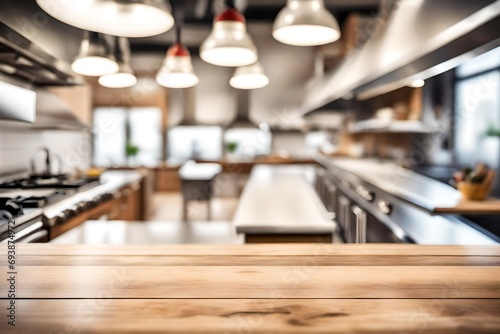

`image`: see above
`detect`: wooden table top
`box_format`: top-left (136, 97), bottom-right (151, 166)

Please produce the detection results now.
top-left (433, 198), bottom-right (500, 214)
top-left (1, 244), bottom-right (500, 333)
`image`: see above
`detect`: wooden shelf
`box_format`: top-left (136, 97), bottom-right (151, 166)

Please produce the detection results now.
top-left (433, 198), bottom-right (500, 215)
top-left (348, 120), bottom-right (439, 134)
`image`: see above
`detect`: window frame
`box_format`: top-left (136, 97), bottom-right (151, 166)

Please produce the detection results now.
top-left (92, 107), bottom-right (164, 167)
top-left (452, 49), bottom-right (500, 195)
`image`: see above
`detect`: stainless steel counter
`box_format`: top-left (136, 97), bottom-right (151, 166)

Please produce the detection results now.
top-left (316, 155), bottom-right (465, 212)
top-left (315, 155), bottom-right (497, 245)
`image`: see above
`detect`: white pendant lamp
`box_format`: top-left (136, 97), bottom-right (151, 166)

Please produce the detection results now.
top-left (409, 79), bottom-right (425, 88)
top-left (230, 62), bottom-right (269, 89)
top-left (36, 0), bottom-right (174, 38)
top-left (72, 32), bottom-right (119, 77)
top-left (200, 2), bottom-right (257, 67)
top-left (273, 0), bottom-right (341, 46)
top-left (157, 2), bottom-right (199, 89)
top-left (156, 43), bottom-right (199, 88)
top-left (99, 37), bottom-right (137, 88)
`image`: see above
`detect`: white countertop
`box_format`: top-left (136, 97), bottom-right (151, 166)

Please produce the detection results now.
top-left (233, 165), bottom-right (336, 234)
top-left (179, 161), bottom-right (222, 180)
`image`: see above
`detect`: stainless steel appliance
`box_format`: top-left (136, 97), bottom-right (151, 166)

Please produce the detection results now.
top-left (0, 22), bottom-right (79, 87)
top-left (0, 175), bottom-right (100, 190)
top-left (0, 77), bottom-right (36, 123)
top-left (0, 173), bottom-right (105, 228)
top-left (0, 197), bottom-right (46, 243)
top-left (316, 169), bottom-right (414, 244)
top-left (314, 165), bottom-right (497, 245)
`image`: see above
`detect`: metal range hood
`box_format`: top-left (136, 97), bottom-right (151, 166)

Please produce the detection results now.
top-left (225, 90), bottom-right (259, 129)
top-left (33, 90), bottom-right (89, 130)
top-left (301, 0), bottom-right (500, 113)
top-left (0, 88), bottom-right (89, 131)
top-left (170, 87), bottom-right (200, 126)
top-left (0, 22), bottom-right (80, 87)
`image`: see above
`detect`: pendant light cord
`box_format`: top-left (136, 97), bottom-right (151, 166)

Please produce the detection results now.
top-left (114, 36), bottom-right (122, 62)
top-left (225, 0), bottom-right (236, 9)
top-left (172, 0), bottom-right (185, 44)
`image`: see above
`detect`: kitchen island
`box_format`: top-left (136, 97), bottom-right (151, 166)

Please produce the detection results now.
top-left (233, 165), bottom-right (336, 243)
top-left (1, 244), bottom-right (499, 333)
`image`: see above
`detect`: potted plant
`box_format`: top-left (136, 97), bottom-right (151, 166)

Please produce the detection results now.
top-left (225, 141), bottom-right (238, 161)
top-left (453, 163), bottom-right (495, 201)
top-left (486, 126), bottom-right (500, 137)
top-left (125, 142), bottom-right (140, 166)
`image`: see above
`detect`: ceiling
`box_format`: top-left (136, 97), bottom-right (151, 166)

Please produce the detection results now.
top-left (130, 0), bottom-right (381, 52)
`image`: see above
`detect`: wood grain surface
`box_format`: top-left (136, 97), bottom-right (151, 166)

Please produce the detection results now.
top-left (9, 244), bottom-right (499, 256)
top-left (2, 299), bottom-right (500, 334)
top-left (433, 198), bottom-right (500, 214)
top-left (0, 244), bottom-right (499, 333)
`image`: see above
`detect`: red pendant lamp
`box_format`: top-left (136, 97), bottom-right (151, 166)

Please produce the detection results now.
top-left (200, 0), bottom-right (258, 67)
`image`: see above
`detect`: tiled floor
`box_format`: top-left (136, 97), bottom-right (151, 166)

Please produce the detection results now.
top-left (147, 192), bottom-right (243, 244)
top-left (151, 192), bottom-right (239, 222)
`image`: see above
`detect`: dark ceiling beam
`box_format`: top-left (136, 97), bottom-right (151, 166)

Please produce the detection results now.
top-left (128, 0), bottom-right (380, 52)
top-left (182, 0), bottom-right (379, 23)
top-left (247, 0), bottom-right (380, 7)
top-left (131, 43), bottom-right (200, 55)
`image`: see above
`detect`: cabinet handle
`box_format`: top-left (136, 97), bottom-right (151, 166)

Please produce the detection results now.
top-left (338, 196), bottom-right (350, 238)
top-left (351, 205), bottom-right (366, 244)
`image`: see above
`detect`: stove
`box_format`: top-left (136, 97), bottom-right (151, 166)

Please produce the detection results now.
top-left (0, 189), bottom-right (74, 243)
top-left (1, 189), bottom-right (68, 208)
top-left (0, 175), bottom-right (100, 190)
top-left (0, 196), bottom-right (47, 243)
top-left (0, 173), bottom-right (110, 239)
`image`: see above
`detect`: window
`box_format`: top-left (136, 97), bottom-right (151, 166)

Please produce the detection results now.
top-left (271, 131), bottom-right (329, 157)
top-left (223, 128), bottom-right (272, 158)
top-left (168, 126), bottom-right (222, 161)
top-left (454, 47), bottom-right (500, 194)
top-left (93, 108), bottom-right (127, 167)
top-left (93, 107), bottom-right (162, 167)
top-left (129, 108), bottom-right (162, 165)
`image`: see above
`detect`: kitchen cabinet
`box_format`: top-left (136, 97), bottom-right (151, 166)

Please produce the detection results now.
top-left (49, 183), bottom-right (143, 240)
top-left (111, 184), bottom-right (142, 221)
top-left (86, 185), bottom-right (141, 221)
top-left (155, 166), bottom-right (181, 192)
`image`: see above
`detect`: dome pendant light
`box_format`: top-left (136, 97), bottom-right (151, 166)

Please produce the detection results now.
top-left (200, 0), bottom-right (257, 67)
top-left (72, 31), bottom-right (119, 77)
top-left (156, 1), bottom-right (199, 89)
top-left (99, 37), bottom-right (137, 88)
top-left (230, 62), bottom-right (269, 89)
top-left (36, 0), bottom-right (174, 38)
top-left (273, 0), bottom-right (341, 46)
top-left (156, 44), bottom-right (199, 88)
